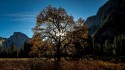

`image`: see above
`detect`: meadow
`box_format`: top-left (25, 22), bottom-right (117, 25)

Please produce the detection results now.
top-left (0, 58), bottom-right (125, 70)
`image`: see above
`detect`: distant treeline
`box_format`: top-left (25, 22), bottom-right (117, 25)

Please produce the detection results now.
top-left (0, 34), bottom-right (125, 59)
top-left (0, 41), bottom-right (31, 58)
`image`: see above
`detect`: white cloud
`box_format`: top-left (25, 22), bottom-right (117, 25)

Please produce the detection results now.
top-left (0, 12), bottom-right (37, 21)
top-left (5, 13), bottom-right (35, 18)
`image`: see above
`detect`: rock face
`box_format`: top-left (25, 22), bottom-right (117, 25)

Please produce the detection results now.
top-left (94, 0), bottom-right (125, 44)
top-left (3, 32), bottom-right (29, 48)
top-left (85, 0), bottom-right (125, 44)
top-left (85, 16), bottom-right (96, 35)
top-left (0, 37), bottom-right (6, 47)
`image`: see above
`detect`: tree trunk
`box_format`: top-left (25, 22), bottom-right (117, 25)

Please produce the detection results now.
top-left (56, 36), bottom-right (61, 61)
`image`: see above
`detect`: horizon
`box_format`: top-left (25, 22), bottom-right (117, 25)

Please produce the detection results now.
top-left (0, 0), bottom-right (107, 38)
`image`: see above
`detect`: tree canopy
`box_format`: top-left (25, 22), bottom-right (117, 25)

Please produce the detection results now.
top-left (32, 5), bottom-right (88, 60)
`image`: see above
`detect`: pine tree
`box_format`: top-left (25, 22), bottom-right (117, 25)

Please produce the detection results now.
top-left (112, 36), bottom-right (118, 56)
top-left (24, 41), bottom-right (32, 57)
top-left (11, 42), bottom-right (16, 52)
top-left (10, 42), bottom-right (17, 57)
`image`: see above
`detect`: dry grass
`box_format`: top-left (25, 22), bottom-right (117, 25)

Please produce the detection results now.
top-left (0, 58), bottom-right (124, 70)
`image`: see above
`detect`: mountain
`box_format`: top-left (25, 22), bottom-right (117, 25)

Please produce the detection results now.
top-left (85, 0), bottom-right (125, 44)
top-left (2, 32), bottom-right (29, 48)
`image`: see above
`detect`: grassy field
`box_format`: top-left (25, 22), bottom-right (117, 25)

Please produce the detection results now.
top-left (0, 58), bottom-right (125, 70)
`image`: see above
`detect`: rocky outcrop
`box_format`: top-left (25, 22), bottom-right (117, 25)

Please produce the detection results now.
top-left (3, 32), bottom-right (29, 48)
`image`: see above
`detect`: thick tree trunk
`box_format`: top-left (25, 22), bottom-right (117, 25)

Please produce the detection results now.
top-left (56, 36), bottom-right (61, 61)
top-left (57, 41), bottom-right (61, 61)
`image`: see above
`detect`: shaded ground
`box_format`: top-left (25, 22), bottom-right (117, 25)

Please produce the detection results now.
top-left (0, 58), bottom-right (125, 70)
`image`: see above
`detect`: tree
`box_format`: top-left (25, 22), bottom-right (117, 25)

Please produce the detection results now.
top-left (11, 42), bottom-right (16, 52)
top-left (10, 42), bottom-right (17, 57)
top-left (104, 39), bottom-right (113, 55)
top-left (23, 41), bottom-right (32, 57)
top-left (18, 46), bottom-right (24, 58)
top-left (71, 21), bottom-right (89, 58)
top-left (113, 34), bottom-right (125, 56)
top-left (33, 5), bottom-right (75, 61)
top-left (29, 34), bottom-right (43, 57)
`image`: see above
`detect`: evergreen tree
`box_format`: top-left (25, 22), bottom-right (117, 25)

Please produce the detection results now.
top-left (10, 42), bottom-right (17, 57)
top-left (104, 40), bottom-right (112, 55)
top-left (24, 41), bottom-right (32, 57)
top-left (19, 46), bottom-right (24, 58)
top-left (11, 42), bottom-right (16, 52)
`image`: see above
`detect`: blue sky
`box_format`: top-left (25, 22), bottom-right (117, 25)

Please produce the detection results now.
top-left (0, 0), bottom-right (107, 38)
